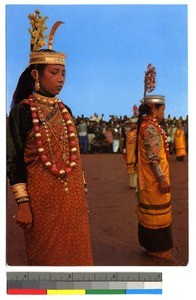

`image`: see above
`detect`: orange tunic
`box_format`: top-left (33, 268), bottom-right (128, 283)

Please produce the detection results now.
top-left (125, 129), bottom-right (137, 174)
top-left (174, 128), bottom-right (187, 157)
top-left (24, 107), bottom-right (93, 266)
top-left (137, 121), bottom-right (172, 229)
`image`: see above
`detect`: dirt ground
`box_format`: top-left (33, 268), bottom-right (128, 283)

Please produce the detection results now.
top-left (6, 153), bottom-right (188, 267)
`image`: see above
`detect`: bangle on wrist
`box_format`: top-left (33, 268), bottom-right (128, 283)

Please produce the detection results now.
top-left (15, 197), bottom-right (30, 205)
top-left (11, 183), bottom-right (28, 199)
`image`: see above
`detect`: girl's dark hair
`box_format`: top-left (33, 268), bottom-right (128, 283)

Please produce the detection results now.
top-left (10, 50), bottom-right (56, 109)
top-left (136, 102), bottom-right (163, 134)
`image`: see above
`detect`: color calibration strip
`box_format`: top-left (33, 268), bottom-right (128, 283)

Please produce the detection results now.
top-left (7, 272), bottom-right (162, 295)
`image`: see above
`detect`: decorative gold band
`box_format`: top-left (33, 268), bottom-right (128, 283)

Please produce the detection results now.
top-left (29, 51), bottom-right (66, 65)
top-left (11, 183), bottom-right (28, 199)
top-left (16, 197), bottom-right (30, 205)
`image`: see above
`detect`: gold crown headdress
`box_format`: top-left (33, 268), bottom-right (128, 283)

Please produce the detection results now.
top-left (28, 9), bottom-right (66, 65)
top-left (141, 64), bottom-right (165, 106)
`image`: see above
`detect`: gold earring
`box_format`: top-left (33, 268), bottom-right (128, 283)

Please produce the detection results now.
top-left (31, 69), bottom-right (40, 91)
top-left (34, 71), bottom-right (40, 91)
top-left (35, 81), bottom-right (40, 91)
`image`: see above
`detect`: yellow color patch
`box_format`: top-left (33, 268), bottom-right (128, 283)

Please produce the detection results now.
top-left (47, 289), bottom-right (86, 295)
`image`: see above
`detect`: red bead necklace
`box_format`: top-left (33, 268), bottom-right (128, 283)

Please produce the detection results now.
top-left (29, 94), bottom-right (78, 193)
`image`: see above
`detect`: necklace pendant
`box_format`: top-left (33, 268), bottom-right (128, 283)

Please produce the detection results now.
top-left (64, 187), bottom-right (69, 194)
top-left (58, 170), bottom-right (65, 178)
top-left (64, 179), bottom-right (68, 193)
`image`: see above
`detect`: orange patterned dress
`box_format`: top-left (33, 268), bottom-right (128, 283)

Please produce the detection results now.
top-left (174, 128), bottom-right (187, 159)
top-left (136, 116), bottom-right (173, 252)
top-left (8, 97), bottom-right (93, 266)
top-left (125, 129), bottom-right (137, 174)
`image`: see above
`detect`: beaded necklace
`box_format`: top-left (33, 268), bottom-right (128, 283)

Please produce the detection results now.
top-left (142, 115), bottom-right (169, 158)
top-left (29, 93), bottom-right (78, 193)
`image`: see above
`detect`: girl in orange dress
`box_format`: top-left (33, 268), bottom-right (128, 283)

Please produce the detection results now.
top-left (136, 95), bottom-right (173, 259)
top-left (123, 117), bottom-right (138, 189)
top-left (7, 10), bottom-right (93, 266)
top-left (174, 122), bottom-right (187, 161)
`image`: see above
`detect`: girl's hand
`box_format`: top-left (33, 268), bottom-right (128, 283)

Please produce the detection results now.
top-left (158, 180), bottom-right (171, 193)
top-left (16, 202), bottom-right (33, 232)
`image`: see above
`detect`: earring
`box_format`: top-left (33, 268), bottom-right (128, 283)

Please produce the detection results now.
top-left (153, 113), bottom-right (157, 119)
top-left (31, 69), bottom-right (40, 91)
top-left (34, 71), bottom-right (40, 91)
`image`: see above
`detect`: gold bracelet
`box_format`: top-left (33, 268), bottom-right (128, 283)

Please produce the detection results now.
top-left (11, 183), bottom-right (27, 191)
top-left (13, 191), bottom-right (28, 199)
top-left (11, 183), bottom-right (28, 199)
top-left (15, 197), bottom-right (30, 205)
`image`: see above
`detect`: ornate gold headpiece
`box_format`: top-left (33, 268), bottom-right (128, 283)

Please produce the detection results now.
top-left (28, 9), bottom-right (66, 65)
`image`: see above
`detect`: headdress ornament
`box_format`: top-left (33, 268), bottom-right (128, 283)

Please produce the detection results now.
top-left (140, 64), bottom-right (165, 106)
top-left (28, 9), bottom-right (66, 65)
top-left (130, 104), bottom-right (138, 123)
top-left (144, 63), bottom-right (156, 95)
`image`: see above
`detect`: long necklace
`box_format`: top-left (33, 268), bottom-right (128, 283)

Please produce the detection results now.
top-left (142, 115), bottom-right (169, 158)
top-left (28, 93), bottom-right (78, 193)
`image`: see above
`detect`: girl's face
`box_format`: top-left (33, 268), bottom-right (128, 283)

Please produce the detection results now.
top-left (154, 104), bottom-right (165, 122)
top-left (38, 64), bottom-right (65, 96)
top-left (130, 122), bottom-right (137, 130)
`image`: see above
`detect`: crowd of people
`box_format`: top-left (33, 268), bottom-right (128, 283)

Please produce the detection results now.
top-left (74, 112), bottom-right (188, 156)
